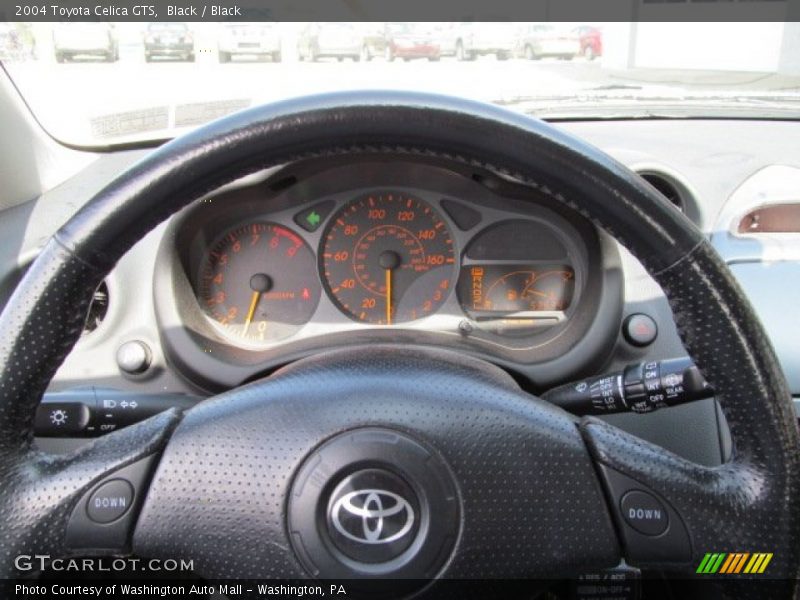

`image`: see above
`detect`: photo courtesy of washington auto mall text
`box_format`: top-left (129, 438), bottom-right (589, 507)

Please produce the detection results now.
top-left (15, 583), bottom-right (346, 597)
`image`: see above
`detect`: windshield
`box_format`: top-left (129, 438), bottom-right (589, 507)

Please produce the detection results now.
top-left (2, 21), bottom-right (799, 146)
top-left (146, 23), bottom-right (189, 32)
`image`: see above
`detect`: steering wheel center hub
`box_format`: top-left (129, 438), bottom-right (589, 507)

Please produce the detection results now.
top-left (288, 428), bottom-right (459, 579)
top-left (327, 468), bottom-right (420, 562)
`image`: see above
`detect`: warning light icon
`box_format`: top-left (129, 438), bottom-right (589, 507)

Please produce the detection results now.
top-left (305, 211), bottom-right (321, 228)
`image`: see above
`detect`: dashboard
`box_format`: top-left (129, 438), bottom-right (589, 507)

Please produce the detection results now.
top-left (5, 117), bottom-right (798, 468)
top-left (156, 157), bottom-right (618, 391)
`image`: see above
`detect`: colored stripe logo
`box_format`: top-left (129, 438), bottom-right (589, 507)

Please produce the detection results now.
top-left (696, 553), bottom-right (773, 574)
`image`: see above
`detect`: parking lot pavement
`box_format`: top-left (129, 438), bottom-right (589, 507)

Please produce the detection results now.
top-left (4, 50), bottom-right (605, 144)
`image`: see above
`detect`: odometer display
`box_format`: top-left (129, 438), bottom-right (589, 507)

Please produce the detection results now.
top-left (321, 193), bottom-right (455, 324)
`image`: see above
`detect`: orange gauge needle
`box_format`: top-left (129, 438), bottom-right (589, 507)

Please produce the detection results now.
top-left (378, 250), bottom-right (400, 326)
top-left (243, 273), bottom-right (273, 338)
top-left (385, 268), bottom-right (393, 325)
top-left (243, 290), bottom-right (261, 337)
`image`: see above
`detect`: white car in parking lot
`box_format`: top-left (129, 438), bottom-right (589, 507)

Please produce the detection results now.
top-left (442, 22), bottom-right (516, 61)
top-left (52, 22), bottom-right (118, 63)
top-left (297, 23), bottom-right (362, 62)
top-left (217, 23), bottom-right (282, 63)
top-left (515, 24), bottom-right (580, 60)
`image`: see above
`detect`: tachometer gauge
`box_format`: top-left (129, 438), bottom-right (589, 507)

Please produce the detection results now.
top-left (198, 222), bottom-right (320, 346)
top-left (321, 192), bottom-right (456, 324)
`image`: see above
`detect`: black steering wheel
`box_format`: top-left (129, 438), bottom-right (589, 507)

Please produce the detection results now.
top-left (0, 92), bottom-right (797, 595)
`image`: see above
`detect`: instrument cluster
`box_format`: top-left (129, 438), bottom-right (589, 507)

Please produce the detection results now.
top-left (195, 191), bottom-right (581, 346)
top-left (155, 158), bottom-right (616, 389)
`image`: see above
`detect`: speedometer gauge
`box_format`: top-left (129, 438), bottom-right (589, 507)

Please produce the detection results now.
top-left (198, 222), bottom-right (320, 346)
top-left (321, 193), bottom-right (456, 325)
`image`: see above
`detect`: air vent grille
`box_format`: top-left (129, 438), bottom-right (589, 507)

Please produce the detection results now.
top-left (83, 281), bottom-right (109, 335)
top-left (639, 172), bottom-right (684, 213)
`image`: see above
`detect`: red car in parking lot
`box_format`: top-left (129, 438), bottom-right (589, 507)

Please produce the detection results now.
top-left (574, 25), bottom-right (602, 60)
top-left (384, 23), bottom-right (441, 61)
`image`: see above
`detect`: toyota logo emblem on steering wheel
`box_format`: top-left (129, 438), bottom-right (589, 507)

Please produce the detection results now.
top-left (331, 489), bottom-right (415, 544)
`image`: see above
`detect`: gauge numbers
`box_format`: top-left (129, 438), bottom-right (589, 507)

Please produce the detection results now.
top-left (321, 193), bottom-right (456, 325)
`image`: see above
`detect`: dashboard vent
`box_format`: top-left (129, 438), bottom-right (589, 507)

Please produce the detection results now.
top-left (83, 281), bottom-right (109, 335)
top-left (639, 172), bottom-right (685, 213)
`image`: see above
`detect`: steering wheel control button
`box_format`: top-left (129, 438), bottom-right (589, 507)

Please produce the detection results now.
top-left (116, 340), bottom-right (152, 374)
top-left (623, 313), bottom-right (658, 347)
top-left (620, 490), bottom-right (669, 536)
top-left (288, 428), bottom-right (459, 582)
top-left (327, 469), bottom-right (420, 564)
top-left (294, 199), bottom-right (334, 232)
top-left (594, 465), bottom-right (691, 563)
top-left (67, 455), bottom-right (158, 551)
top-left (86, 479), bottom-right (134, 524)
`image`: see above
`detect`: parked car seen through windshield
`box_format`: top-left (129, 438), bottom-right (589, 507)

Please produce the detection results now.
top-left (2, 22), bottom-right (798, 146)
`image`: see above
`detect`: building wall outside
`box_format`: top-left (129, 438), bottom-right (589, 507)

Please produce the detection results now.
top-left (603, 22), bottom-right (800, 76)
